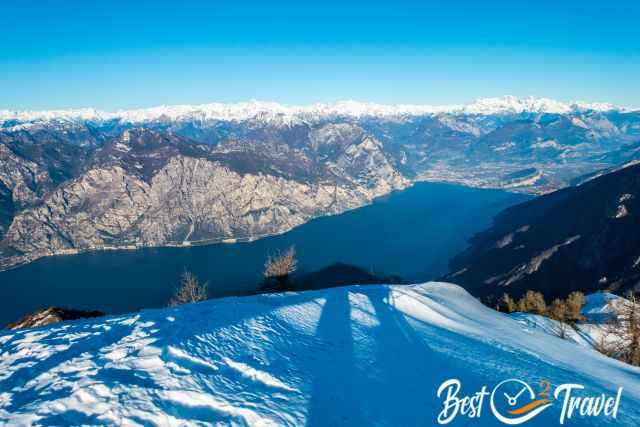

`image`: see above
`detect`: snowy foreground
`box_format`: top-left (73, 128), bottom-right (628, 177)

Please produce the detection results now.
top-left (0, 283), bottom-right (639, 426)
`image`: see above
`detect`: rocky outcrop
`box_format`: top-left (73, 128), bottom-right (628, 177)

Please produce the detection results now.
top-left (0, 143), bottom-right (51, 209)
top-left (6, 307), bottom-right (104, 330)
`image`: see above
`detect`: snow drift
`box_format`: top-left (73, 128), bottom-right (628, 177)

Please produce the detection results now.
top-left (0, 283), bottom-right (639, 426)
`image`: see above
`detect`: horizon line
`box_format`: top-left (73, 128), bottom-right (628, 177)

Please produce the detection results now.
top-left (1, 95), bottom-right (636, 117)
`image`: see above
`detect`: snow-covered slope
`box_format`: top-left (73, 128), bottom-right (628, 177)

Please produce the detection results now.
top-left (511, 312), bottom-right (594, 349)
top-left (511, 292), bottom-right (627, 351)
top-left (0, 96), bottom-right (631, 125)
top-left (582, 292), bottom-right (625, 323)
top-left (0, 283), bottom-right (639, 426)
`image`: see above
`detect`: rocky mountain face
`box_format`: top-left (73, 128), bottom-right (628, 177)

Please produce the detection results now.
top-left (445, 162), bottom-right (640, 301)
top-left (0, 125), bottom-right (408, 270)
top-left (1, 97), bottom-right (640, 270)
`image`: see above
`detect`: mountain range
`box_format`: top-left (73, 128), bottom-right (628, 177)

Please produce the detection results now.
top-left (2, 96), bottom-right (640, 270)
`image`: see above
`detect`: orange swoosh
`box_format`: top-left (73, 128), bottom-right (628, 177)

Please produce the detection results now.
top-left (508, 399), bottom-right (551, 415)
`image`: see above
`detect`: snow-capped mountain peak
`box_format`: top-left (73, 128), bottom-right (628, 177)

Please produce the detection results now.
top-left (0, 96), bottom-right (630, 126)
top-left (461, 95), bottom-right (570, 115)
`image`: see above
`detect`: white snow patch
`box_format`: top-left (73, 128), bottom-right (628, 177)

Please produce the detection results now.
top-left (114, 142), bottom-right (131, 152)
top-left (531, 139), bottom-right (562, 149)
top-left (493, 141), bottom-right (516, 152)
top-left (223, 358), bottom-right (297, 392)
top-left (614, 204), bottom-right (630, 218)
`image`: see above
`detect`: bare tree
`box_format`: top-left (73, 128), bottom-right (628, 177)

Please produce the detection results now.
top-left (263, 246), bottom-right (298, 292)
top-left (169, 270), bottom-right (208, 307)
top-left (518, 291), bottom-right (547, 315)
top-left (594, 332), bottom-right (617, 358)
top-left (499, 293), bottom-right (517, 313)
top-left (565, 291), bottom-right (586, 322)
top-left (604, 292), bottom-right (640, 366)
top-left (549, 298), bottom-right (570, 339)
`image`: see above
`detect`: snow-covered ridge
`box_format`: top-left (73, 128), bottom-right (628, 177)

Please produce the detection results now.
top-left (0, 96), bottom-right (631, 125)
top-left (1, 282), bottom-right (638, 426)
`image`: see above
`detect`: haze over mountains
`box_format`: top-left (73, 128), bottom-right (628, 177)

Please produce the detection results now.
top-left (1, 96), bottom-right (640, 271)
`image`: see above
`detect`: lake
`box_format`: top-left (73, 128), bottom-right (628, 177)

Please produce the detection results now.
top-left (0, 182), bottom-right (528, 326)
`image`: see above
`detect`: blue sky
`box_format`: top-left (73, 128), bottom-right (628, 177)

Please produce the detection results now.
top-left (1, 0), bottom-right (638, 110)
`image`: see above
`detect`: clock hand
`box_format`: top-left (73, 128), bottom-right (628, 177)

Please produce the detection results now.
top-left (504, 392), bottom-right (517, 405)
top-left (513, 386), bottom-right (527, 401)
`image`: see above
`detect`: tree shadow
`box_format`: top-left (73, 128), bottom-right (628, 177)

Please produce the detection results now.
top-left (363, 287), bottom-right (441, 425)
top-left (1, 292), bottom-right (319, 417)
top-left (0, 323), bottom-right (135, 411)
top-left (305, 289), bottom-right (370, 426)
top-left (304, 285), bottom-right (494, 426)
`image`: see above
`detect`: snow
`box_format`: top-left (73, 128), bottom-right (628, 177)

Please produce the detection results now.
top-left (0, 96), bottom-right (633, 127)
top-left (503, 172), bottom-right (543, 189)
top-left (0, 283), bottom-right (639, 426)
top-left (614, 194), bottom-right (634, 219)
top-left (531, 140), bottom-right (562, 150)
top-left (114, 142), bottom-right (131, 152)
top-left (511, 292), bottom-right (626, 351)
top-left (614, 205), bottom-right (630, 219)
top-left (582, 293), bottom-right (626, 323)
top-left (436, 116), bottom-right (483, 136)
top-left (461, 96), bottom-right (572, 115)
top-left (493, 141), bottom-right (516, 152)
top-left (511, 313), bottom-right (594, 348)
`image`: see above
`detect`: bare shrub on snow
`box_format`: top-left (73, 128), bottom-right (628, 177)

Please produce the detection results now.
top-left (169, 270), bottom-right (208, 307)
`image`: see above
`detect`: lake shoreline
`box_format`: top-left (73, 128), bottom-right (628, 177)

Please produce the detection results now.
top-left (0, 182), bottom-right (529, 326)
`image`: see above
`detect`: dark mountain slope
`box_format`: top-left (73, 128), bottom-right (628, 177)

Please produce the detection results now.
top-left (445, 163), bottom-right (640, 300)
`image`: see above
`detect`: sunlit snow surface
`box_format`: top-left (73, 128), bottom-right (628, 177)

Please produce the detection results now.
top-left (0, 283), bottom-right (639, 426)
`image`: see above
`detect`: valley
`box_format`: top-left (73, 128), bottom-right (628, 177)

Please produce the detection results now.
top-left (0, 182), bottom-right (525, 326)
top-left (1, 97), bottom-right (639, 272)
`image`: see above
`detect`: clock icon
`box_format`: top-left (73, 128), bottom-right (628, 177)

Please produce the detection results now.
top-left (490, 379), bottom-right (552, 425)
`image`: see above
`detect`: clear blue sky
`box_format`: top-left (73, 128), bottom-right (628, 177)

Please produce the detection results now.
top-left (1, 0), bottom-right (638, 110)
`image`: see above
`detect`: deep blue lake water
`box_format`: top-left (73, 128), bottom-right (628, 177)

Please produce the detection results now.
top-left (0, 182), bottom-right (528, 326)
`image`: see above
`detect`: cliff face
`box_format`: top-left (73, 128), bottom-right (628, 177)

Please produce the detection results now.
top-left (0, 127), bottom-right (408, 269)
